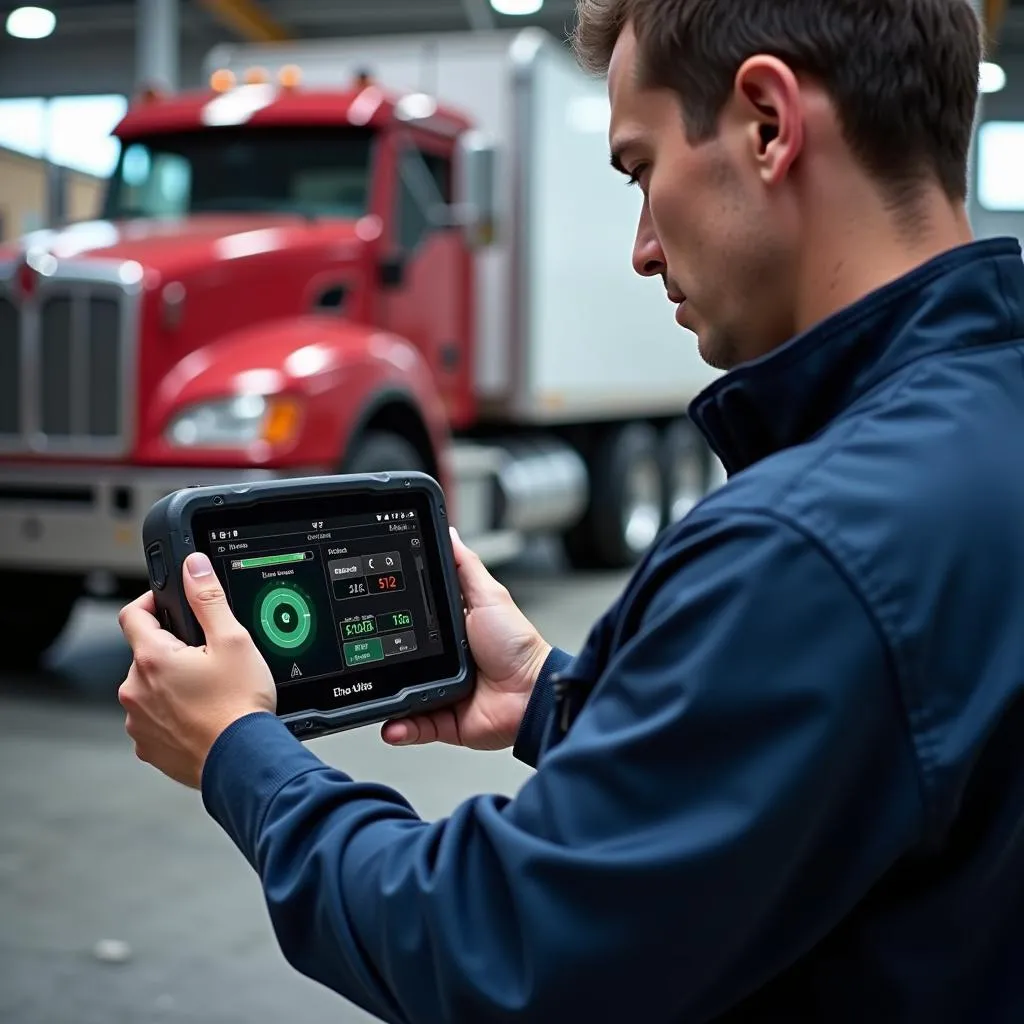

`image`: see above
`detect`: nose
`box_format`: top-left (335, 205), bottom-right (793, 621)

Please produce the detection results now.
top-left (631, 199), bottom-right (666, 279)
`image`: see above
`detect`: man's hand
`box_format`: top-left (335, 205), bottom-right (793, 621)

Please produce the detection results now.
top-left (118, 552), bottom-right (276, 789)
top-left (381, 528), bottom-right (551, 751)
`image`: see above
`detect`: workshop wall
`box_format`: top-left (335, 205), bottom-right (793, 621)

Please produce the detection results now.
top-left (0, 145), bottom-right (103, 241)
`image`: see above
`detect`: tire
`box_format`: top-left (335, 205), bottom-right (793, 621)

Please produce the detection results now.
top-left (342, 430), bottom-right (428, 475)
top-left (660, 418), bottom-right (713, 525)
top-left (563, 422), bottom-right (665, 571)
top-left (0, 571), bottom-right (81, 670)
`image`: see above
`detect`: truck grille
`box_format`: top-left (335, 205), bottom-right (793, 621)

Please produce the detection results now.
top-left (0, 268), bottom-right (135, 455)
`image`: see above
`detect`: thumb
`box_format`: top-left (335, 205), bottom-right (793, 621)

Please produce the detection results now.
top-left (449, 527), bottom-right (506, 609)
top-left (183, 553), bottom-right (238, 643)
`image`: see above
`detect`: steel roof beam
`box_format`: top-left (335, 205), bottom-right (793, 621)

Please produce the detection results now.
top-left (195, 0), bottom-right (291, 41)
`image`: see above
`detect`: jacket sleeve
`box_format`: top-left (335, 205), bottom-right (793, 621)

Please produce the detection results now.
top-left (511, 644), bottom-right (575, 767)
top-left (201, 510), bottom-right (924, 1024)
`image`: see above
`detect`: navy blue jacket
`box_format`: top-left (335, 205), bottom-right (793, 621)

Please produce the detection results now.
top-left (203, 237), bottom-right (1024, 1022)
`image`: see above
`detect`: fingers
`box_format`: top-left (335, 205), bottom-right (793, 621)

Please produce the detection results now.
top-left (449, 527), bottom-right (506, 610)
top-left (118, 590), bottom-right (164, 650)
top-left (118, 663), bottom-right (140, 710)
top-left (182, 553), bottom-right (242, 645)
top-left (381, 708), bottom-right (462, 747)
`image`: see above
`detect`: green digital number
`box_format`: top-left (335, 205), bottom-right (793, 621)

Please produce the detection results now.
top-left (343, 619), bottom-right (376, 639)
top-left (375, 611), bottom-right (414, 634)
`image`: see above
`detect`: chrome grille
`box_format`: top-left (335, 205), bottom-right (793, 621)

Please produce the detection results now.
top-left (88, 297), bottom-right (122, 438)
top-left (0, 265), bottom-right (136, 456)
top-left (41, 296), bottom-right (74, 436)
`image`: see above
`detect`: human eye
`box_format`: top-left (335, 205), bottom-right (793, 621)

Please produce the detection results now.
top-left (624, 164), bottom-right (649, 190)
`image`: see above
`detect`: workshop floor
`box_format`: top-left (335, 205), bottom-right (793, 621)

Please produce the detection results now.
top-left (0, 543), bottom-right (629, 1024)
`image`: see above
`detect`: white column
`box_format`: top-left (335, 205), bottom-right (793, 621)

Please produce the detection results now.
top-left (136, 0), bottom-right (179, 92)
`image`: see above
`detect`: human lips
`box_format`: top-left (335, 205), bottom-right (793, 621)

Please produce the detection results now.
top-left (667, 289), bottom-right (688, 324)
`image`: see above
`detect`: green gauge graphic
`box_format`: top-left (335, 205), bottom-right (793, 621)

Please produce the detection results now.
top-left (256, 583), bottom-right (314, 654)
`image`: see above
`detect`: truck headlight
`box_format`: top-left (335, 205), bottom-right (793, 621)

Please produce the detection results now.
top-left (165, 394), bottom-right (303, 448)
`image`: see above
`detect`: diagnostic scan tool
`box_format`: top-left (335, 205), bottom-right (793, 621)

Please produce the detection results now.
top-left (142, 473), bottom-right (473, 739)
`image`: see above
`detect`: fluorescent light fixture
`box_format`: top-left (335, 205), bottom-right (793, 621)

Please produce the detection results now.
top-left (490, 0), bottom-right (544, 14)
top-left (980, 61), bottom-right (1006, 95)
top-left (5, 6), bottom-right (56, 39)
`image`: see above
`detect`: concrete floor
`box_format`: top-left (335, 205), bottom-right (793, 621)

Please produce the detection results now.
top-left (0, 544), bottom-right (630, 1024)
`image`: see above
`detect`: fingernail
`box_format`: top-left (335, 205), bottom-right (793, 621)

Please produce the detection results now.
top-left (449, 526), bottom-right (460, 543)
top-left (186, 552), bottom-right (213, 578)
top-left (390, 723), bottom-right (409, 744)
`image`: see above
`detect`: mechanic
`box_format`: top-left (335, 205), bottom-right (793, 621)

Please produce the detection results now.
top-left (117, 0), bottom-right (1024, 1020)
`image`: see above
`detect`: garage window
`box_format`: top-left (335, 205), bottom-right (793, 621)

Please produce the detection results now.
top-left (0, 95), bottom-right (127, 178)
top-left (977, 121), bottom-right (1024, 211)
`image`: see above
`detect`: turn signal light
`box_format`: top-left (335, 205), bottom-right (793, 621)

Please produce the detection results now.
top-left (244, 66), bottom-right (269, 85)
top-left (262, 397), bottom-right (304, 446)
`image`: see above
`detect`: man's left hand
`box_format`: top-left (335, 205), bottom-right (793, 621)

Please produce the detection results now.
top-left (118, 552), bottom-right (276, 789)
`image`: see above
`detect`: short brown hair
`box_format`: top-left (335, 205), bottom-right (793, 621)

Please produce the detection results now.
top-left (573, 0), bottom-right (982, 202)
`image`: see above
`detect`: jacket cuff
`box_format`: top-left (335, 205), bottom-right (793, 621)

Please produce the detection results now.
top-left (201, 711), bottom-right (331, 866)
top-left (512, 646), bottom-right (575, 768)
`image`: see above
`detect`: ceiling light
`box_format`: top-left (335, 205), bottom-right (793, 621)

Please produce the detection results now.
top-left (5, 6), bottom-right (56, 39)
top-left (490, 0), bottom-right (544, 14)
top-left (980, 61), bottom-right (1006, 94)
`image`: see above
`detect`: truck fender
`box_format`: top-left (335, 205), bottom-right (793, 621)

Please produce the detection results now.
top-left (142, 315), bottom-right (451, 474)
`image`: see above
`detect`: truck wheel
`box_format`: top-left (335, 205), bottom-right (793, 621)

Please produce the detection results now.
top-left (0, 571), bottom-right (81, 671)
top-left (563, 423), bottom-right (665, 571)
top-left (343, 431), bottom-right (427, 475)
top-left (661, 418), bottom-right (713, 525)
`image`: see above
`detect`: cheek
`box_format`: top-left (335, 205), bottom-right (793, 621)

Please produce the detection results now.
top-left (647, 177), bottom-right (695, 262)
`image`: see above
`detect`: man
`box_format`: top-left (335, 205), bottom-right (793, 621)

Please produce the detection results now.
top-left (118, 0), bottom-right (1024, 1020)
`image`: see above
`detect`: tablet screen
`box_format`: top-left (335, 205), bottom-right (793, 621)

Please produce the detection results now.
top-left (192, 487), bottom-right (461, 716)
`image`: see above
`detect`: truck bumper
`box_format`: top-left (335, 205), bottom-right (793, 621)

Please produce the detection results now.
top-left (0, 466), bottom-right (306, 578)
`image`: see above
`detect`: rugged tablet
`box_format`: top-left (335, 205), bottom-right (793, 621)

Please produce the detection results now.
top-left (141, 472), bottom-right (473, 740)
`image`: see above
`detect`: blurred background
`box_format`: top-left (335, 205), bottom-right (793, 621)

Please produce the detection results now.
top-left (0, 1), bottom-right (1021, 1021)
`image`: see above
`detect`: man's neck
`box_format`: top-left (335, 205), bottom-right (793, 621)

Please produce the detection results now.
top-left (795, 186), bottom-right (975, 335)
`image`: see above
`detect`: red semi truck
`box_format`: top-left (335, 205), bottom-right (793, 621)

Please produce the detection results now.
top-left (0, 29), bottom-right (722, 667)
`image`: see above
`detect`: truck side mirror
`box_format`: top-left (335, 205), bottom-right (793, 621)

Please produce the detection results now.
top-left (455, 132), bottom-right (497, 248)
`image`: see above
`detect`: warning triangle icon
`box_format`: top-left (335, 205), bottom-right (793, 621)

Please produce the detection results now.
top-left (290, 663), bottom-right (302, 678)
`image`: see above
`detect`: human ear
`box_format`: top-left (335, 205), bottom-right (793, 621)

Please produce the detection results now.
top-left (733, 56), bottom-right (804, 185)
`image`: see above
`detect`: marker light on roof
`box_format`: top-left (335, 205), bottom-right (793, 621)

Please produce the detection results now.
top-left (279, 65), bottom-right (302, 89)
top-left (210, 69), bottom-right (236, 93)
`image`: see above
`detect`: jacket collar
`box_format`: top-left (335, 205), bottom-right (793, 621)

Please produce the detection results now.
top-left (689, 237), bottom-right (1024, 474)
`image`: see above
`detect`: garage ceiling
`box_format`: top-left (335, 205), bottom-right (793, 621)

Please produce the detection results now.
top-left (0, 0), bottom-right (1021, 98)
top-left (9, 0), bottom-right (1024, 46)
top-left (0, 0), bottom-right (580, 40)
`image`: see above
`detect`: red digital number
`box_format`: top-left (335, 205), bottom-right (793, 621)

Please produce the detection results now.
top-left (378, 575), bottom-right (398, 590)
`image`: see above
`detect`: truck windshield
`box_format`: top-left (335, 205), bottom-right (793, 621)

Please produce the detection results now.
top-left (103, 125), bottom-right (375, 220)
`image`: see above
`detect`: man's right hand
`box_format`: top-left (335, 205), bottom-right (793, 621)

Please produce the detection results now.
top-left (381, 528), bottom-right (551, 751)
